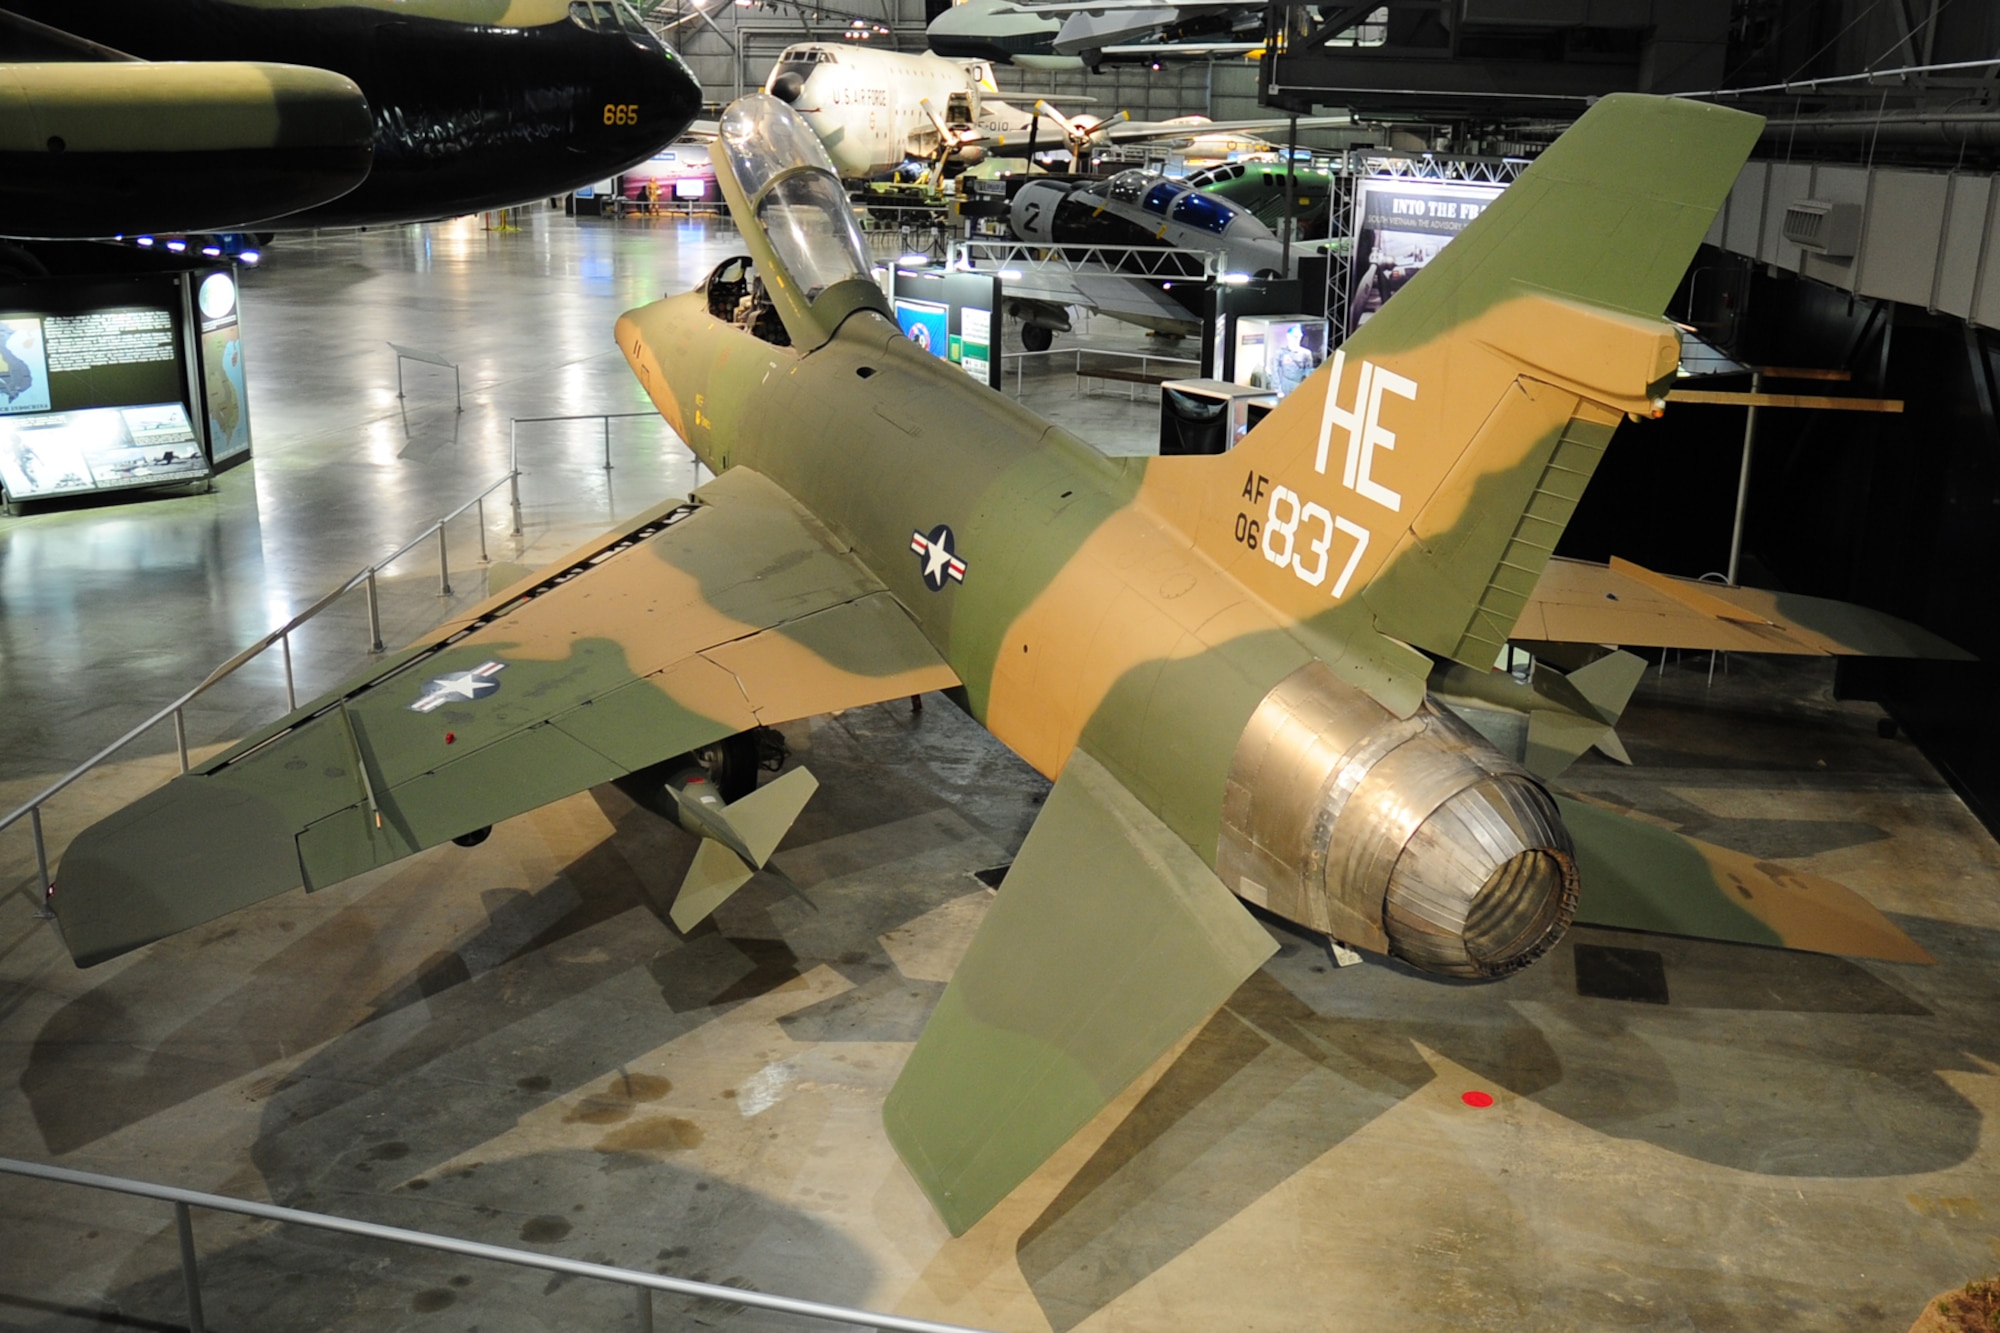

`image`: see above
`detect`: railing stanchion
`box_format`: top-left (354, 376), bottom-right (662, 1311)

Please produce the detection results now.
top-left (174, 1201), bottom-right (207, 1333)
top-left (510, 469), bottom-right (523, 536)
top-left (476, 498), bottom-right (489, 562)
top-left (635, 1286), bottom-right (654, 1333)
top-left (29, 807), bottom-right (51, 916)
top-left (437, 525), bottom-right (452, 597)
top-left (603, 415), bottom-right (613, 470)
top-left (366, 569), bottom-right (385, 652)
top-left (281, 632), bottom-right (297, 712)
top-left (173, 709), bottom-right (189, 773)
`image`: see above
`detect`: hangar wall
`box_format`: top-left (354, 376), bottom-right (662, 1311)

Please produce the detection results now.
top-left (1562, 242), bottom-right (2000, 832)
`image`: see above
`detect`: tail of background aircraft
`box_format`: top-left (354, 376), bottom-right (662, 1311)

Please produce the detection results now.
top-left (1146, 94), bottom-right (1764, 674)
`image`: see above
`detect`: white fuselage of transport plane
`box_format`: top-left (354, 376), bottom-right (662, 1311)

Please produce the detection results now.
top-left (764, 43), bottom-right (1083, 180)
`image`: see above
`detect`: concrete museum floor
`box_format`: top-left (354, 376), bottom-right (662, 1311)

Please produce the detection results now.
top-left (0, 209), bottom-right (1996, 1332)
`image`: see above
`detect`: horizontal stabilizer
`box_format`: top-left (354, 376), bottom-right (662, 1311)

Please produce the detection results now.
top-left (1517, 557), bottom-right (1972, 659)
top-left (884, 749), bottom-right (1276, 1235)
top-left (1559, 796), bottom-right (1932, 964)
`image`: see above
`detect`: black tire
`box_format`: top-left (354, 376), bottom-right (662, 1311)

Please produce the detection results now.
top-left (696, 732), bottom-right (760, 802)
top-left (452, 825), bottom-right (493, 848)
top-left (1021, 322), bottom-right (1053, 353)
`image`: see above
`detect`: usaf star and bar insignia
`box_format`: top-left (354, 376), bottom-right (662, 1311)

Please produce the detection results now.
top-left (910, 524), bottom-right (967, 592)
top-left (409, 660), bottom-right (507, 713)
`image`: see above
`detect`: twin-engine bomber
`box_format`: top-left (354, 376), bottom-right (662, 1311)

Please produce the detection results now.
top-left (54, 92), bottom-right (1958, 1234)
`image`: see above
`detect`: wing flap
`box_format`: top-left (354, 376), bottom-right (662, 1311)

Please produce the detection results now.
top-left (884, 749), bottom-right (1276, 1235)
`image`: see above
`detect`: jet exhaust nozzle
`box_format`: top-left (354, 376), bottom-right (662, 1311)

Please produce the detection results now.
top-left (1218, 662), bottom-right (1577, 980)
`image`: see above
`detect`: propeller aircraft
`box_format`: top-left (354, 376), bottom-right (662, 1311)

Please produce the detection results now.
top-left (763, 41), bottom-right (1343, 184)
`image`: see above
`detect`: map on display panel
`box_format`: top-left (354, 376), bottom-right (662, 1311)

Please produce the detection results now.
top-left (0, 317), bottom-right (52, 415)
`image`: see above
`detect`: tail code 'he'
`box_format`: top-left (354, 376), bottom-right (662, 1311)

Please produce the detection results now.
top-left (1146, 94), bottom-right (1764, 671)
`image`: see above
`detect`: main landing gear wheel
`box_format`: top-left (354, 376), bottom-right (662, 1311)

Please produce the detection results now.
top-left (1021, 323), bottom-right (1053, 353)
top-left (696, 732), bottom-right (762, 802)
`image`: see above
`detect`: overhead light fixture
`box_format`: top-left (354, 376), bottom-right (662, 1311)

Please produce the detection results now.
top-left (997, 268), bottom-right (1022, 279)
top-left (1221, 272), bottom-right (1249, 285)
top-left (135, 236), bottom-right (154, 247)
top-left (201, 246), bottom-right (222, 257)
top-left (165, 239), bottom-right (187, 253)
top-left (898, 253), bottom-right (932, 266)
top-left (239, 250), bottom-right (262, 266)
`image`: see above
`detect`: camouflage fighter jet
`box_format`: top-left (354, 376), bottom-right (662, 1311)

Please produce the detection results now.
top-left (55, 91), bottom-right (1953, 1236)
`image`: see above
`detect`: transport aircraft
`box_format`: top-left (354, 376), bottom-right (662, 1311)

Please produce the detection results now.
top-left (53, 92), bottom-right (1969, 1237)
top-left (762, 40), bottom-right (1342, 182)
top-left (0, 0), bottom-right (704, 240)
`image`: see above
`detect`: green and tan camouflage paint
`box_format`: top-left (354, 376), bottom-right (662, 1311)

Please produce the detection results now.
top-left (623, 95), bottom-right (1766, 876)
top-left (56, 472), bottom-right (955, 965)
top-left (210, 0), bottom-right (577, 25)
top-left (0, 61), bottom-right (370, 154)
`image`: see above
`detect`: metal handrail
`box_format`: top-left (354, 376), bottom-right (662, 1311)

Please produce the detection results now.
top-left (998, 344), bottom-right (1200, 397)
top-left (509, 411), bottom-right (660, 473)
top-left (947, 238), bottom-right (1228, 281)
top-left (0, 1157), bottom-right (992, 1333)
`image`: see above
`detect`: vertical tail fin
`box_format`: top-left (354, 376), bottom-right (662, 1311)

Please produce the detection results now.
top-left (1140, 95), bottom-right (1763, 672)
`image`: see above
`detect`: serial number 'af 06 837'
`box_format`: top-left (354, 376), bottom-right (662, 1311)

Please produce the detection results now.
top-left (1236, 350), bottom-right (1418, 601)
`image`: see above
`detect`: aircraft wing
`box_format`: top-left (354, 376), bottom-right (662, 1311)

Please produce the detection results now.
top-left (884, 748), bottom-right (1277, 1235)
top-left (1515, 557), bottom-right (1971, 658)
top-left (1101, 114), bottom-right (1350, 143)
top-left (54, 467), bottom-right (959, 966)
top-left (1000, 264), bottom-right (1201, 334)
top-left (1099, 41), bottom-right (1263, 56)
top-left (1017, 0), bottom-right (1225, 9)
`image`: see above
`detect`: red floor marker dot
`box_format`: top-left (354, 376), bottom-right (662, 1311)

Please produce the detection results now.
top-left (1461, 1090), bottom-right (1494, 1108)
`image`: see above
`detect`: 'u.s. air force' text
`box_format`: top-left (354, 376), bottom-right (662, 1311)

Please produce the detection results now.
top-left (1231, 350), bottom-right (1414, 600)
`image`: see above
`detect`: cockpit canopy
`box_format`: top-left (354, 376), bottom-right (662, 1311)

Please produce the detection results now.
top-left (769, 44), bottom-right (836, 89)
top-left (1107, 169), bottom-right (1245, 237)
top-left (717, 94), bottom-right (873, 304)
top-left (568, 1), bottom-right (644, 33)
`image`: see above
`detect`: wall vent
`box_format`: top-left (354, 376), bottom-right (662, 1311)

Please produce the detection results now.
top-left (1781, 199), bottom-right (1862, 258)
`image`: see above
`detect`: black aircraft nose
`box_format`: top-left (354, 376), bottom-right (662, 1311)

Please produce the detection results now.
top-left (630, 33), bottom-right (705, 146)
top-left (771, 72), bottom-right (804, 104)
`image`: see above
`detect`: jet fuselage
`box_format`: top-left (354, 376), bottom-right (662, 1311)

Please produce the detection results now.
top-left (6, 0), bottom-right (703, 226)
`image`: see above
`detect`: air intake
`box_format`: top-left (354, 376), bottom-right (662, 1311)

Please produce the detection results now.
top-left (1781, 199), bottom-right (1862, 258)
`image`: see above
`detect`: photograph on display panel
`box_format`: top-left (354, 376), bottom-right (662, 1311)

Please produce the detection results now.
top-left (1347, 177), bottom-right (1506, 332)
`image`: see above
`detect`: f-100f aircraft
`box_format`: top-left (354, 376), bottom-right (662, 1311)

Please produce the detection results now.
top-left (56, 91), bottom-right (1970, 1235)
top-left (1, 0), bottom-right (704, 239)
